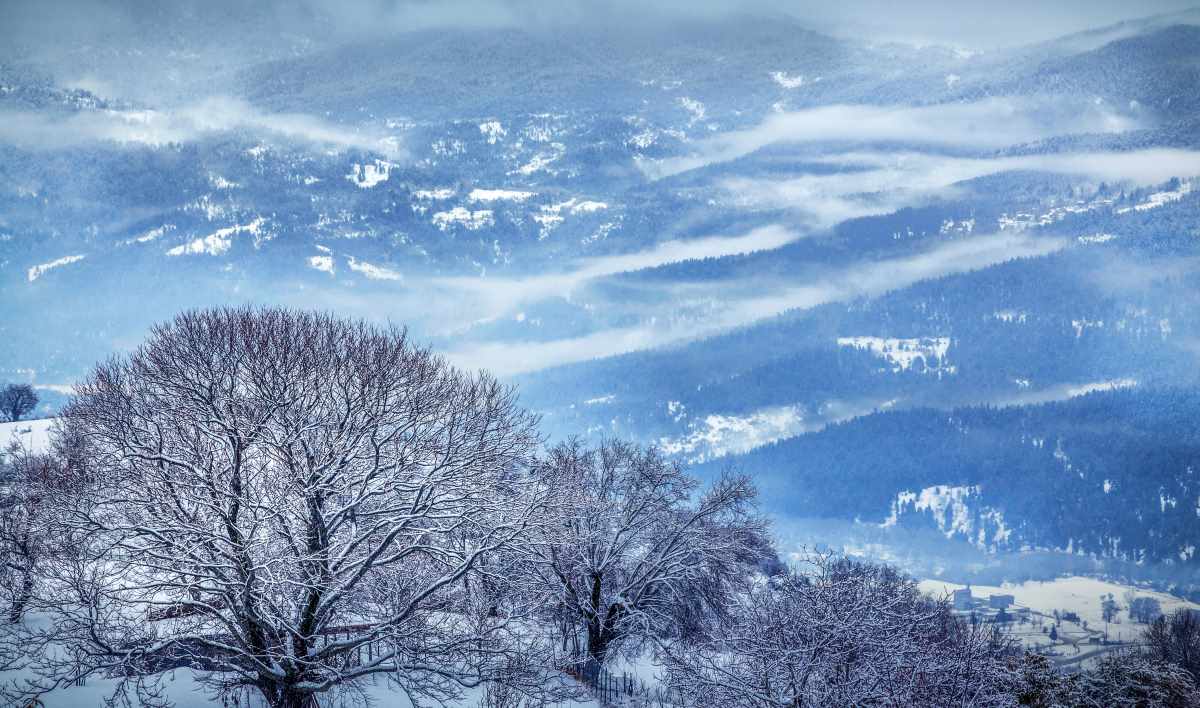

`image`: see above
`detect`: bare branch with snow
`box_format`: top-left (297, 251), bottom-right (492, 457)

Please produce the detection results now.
top-left (4, 307), bottom-right (551, 708)
top-left (531, 438), bottom-right (767, 669)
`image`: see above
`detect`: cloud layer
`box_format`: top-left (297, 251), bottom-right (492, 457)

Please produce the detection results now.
top-left (0, 97), bottom-right (401, 156)
top-left (432, 224), bottom-right (800, 326)
top-left (646, 98), bottom-right (1144, 179)
top-left (446, 231), bottom-right (1066, 375)
top-left (719, 149), bottom-right (1200, 218)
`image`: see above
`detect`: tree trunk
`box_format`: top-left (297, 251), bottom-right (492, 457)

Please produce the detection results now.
top-left (260, 682), bottom-right (319, 708)
top-left (7, 566), bottom-right (33, 623)
top-left (585, 573), bottom-right (608, 665)
top-left (586, 626), bottom-right (609, 666)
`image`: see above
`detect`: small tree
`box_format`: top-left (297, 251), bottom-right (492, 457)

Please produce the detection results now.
top-left (659, 554), bottom-right (1017, 707)
top-left (1074, 652), bottom-right (1200, 707)
top-left (1102, 594), bottom-right (1119, 624)
top-left (1010, 652), bottom-right (1200, 707)
top-left (0, 384), bottom-right (38, 422)
top-left (1144, 609), bottom-right (1200, 683)
top-left (5, 308), bottom-right (551, 708)
top-left (1010, 653), bottom-right (1068, 707)
top-left (1130, 597), bottom-right (1164, 624)
top-left (532, 439), bottom-right (763, 669)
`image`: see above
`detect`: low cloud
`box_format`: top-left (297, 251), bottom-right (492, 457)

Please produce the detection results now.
top-left (720, 149), bottom-right (1200, 216)
top-left (714, 231), bottom-right (1065, 324)
top-left (447, 231), bottom-right (1066, 375)
top-left (657, 396), bottom-right (898, 463)
top-left (1002, 149), bottom-right (1200, 185)
top-left (0, 97), bottom-right (402, 157)
top-left (658, 404), bottom-right (809, 462)
top-left (432, 224), bottom-right (799, 326)
top-left (647, 98), bottom-right (1143, 179)
top-left (995, 378), bottom-right (1138, 408)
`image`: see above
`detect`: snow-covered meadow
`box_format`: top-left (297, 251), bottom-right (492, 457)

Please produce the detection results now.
top-left (0, 418), bottom-right (54, 453)
top-left (919, 576), bottom-right (1200, 630)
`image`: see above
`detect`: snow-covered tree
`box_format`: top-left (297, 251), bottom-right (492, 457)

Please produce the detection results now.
top-left (1130, 596), bottom-right (1164, 624)
top-left (0, 442), bottom-right (56, 623)
top-left (1144, 608), bottom-right (1200, 684)
top-left (1008, 651), bottom-right (1197, 706)
top-left (1019, 651), bottom-right (1200, 707)
top-left (1072, 652), bottom-right (1200, 706)
top-left (659, 553), bottom-right (1016, 707)
top-left (531, 439), bottom-right (764, 669)
top-left (4, 307), bottom-right (553, 708)
top-left (0, 383), bottom-right (38, 423)
top-left (1102, 593), bottom-right (1119, 625)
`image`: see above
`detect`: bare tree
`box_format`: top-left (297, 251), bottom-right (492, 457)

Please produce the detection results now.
top-left (1068, 651), bottom-right (1200, 707)
top-left (532, 439), bottom-right (764, 670)
top-left (1130, 596), bottom-right (1164, 624)
top-left (1144, 609), bottom-right (1200, 684)
top-left (5, 307), bottom-right (552, 708)
top-left (1010, 651), bottom-right (1200, 707)
top-left (659, 553), bottom-right (1016, 707)
top-left (0, 442), bottom-right (54, 623)
top-left (0, 384), bottom-right (38, 423)
top-left (1102, 593), bottom-right (1120, 627)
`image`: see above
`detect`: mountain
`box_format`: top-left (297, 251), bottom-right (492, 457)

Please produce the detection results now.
top-left (2, 9), bottom-right (1199, 592)
top-left (699, 388), bottom-right (1200, 578)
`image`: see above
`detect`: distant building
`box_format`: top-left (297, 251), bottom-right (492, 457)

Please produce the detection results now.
top-left (953, 587), bottom-right (974, 610)
top-left (989, 594), bottom-right (1015, 609)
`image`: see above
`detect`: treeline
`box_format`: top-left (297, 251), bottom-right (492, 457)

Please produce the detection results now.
top-left (707, 386), bottom-right (1200, 567)
top-left (1, 307), bottom-right (1198, 708)
top-left (519, 215), bottom-right (1200, 446)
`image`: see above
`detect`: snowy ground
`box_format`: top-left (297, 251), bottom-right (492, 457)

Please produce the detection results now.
top-left (921, 575), bottom-right (1200, 668)
top-left (0, 418), bottom-right (54, 453)
top-left (4, 666), bottom-right (604, 707)
top-left (919, 576), bottom-right (1200, 630)
top-left (12, 668), bottom-right (220, 708)
top-left (2, 610), bottom-right (605, 707)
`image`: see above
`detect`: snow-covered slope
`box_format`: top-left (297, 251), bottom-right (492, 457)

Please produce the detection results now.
top-left (0, 418), bottom-right (54, 453)
top-left (920, 576), bottom-right (1200, 629)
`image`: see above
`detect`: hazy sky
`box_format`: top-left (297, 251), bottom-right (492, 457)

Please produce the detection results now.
top-left (788, 0), bottom-right (1198, 49)
top-left (2, 0), bottom-right (1196, 55)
